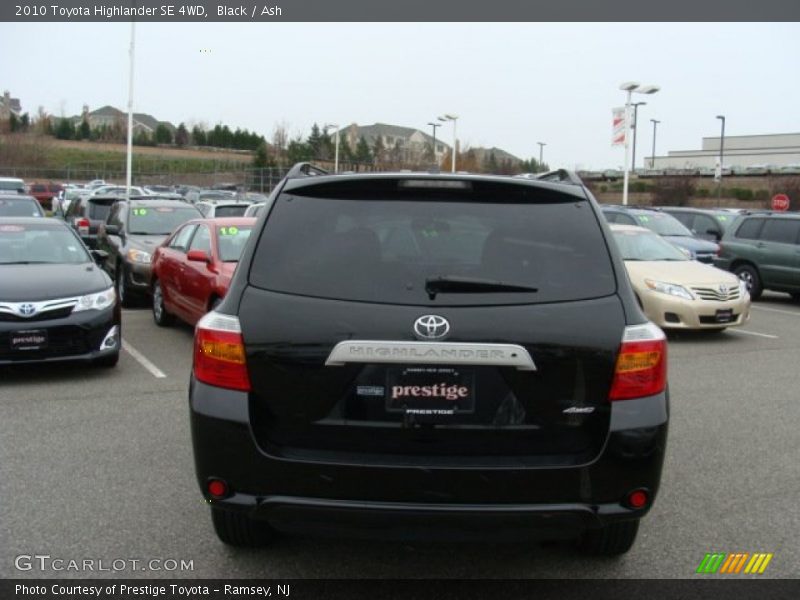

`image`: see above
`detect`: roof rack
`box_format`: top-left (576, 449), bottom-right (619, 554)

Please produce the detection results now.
top-left (285, 162), bottom-right (329, 179)
top-left (532, 169), bottom-right (585, 186)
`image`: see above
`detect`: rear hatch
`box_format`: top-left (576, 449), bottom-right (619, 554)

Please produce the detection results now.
top-left (240, 177), bottom-right (625, 466)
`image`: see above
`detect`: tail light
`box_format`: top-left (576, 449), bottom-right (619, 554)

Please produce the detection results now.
top-left (76, 218), bottom-right (90, 236)
top-left (193, 312), bottom-right (251, 391)
top-left (609, 322), bottom-right (667, 401)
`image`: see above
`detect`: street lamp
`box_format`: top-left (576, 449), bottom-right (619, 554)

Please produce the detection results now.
top-left (631, 101), bottom-right (646, 171)
top-left (650, 119), bottom-right (660, 169)
top-left (620, 82), bottom-right (660, 205)
top-left (324, 123), bottom-right (340, 173)
top-left (427, 121), bottom-right (441, 167)
top-left (716, 115), bottom-right (726, 204)
top-left (537, 142), bottom-right (546, 171)
top-left (438, 114), bottom-right (458, 173)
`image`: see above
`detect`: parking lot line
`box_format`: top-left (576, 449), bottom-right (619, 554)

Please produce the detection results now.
top-left (121, 339), bottom-right (167, 378)
top-left (728, 329), bottom-right (779, 339)
top-left (751, 305), bottom-right (800, 317)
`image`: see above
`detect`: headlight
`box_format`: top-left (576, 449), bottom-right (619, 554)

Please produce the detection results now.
top-left (644, 279), bottom-right (695, 301)
top-left (73, 287), bottom-right (116, 312)
top-left (127, 248), bottom-right (152, 264)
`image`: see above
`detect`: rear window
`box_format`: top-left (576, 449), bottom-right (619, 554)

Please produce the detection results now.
top-left (217, 225), bottom-right (253, 261)
top-left (634, 213), bottom-right (692, 236)
top-left (249, 192), bottom-right (615, 305)
top-left (0, 198), bottom-right (43, 217)
top-left (88, 200), bottom-right (114, 220)
top-left (214, 205), bottom-right (248, 218)
top-left (0, 180), bottom-right (24, 192)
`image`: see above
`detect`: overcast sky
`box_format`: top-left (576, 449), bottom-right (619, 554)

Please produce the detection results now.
top-left (1, 22), bottom-right (798, 169)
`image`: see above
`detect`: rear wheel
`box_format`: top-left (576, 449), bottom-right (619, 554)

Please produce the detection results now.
top-left (152, 280), bottom-right (175, 326)
top-left (210, 507), bottom-right (276, 547)
top-left (578, 519), bottom-right (640, 556)
top-left (734, 264), bottom-right (762, 300)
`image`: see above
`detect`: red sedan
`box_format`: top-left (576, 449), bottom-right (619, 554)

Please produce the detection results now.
top-left (151, 217), bottom-right (256, 327)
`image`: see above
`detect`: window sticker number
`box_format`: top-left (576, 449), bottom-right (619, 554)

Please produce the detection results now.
top-left (219, 226), bottom-right (239, 236)
top-left (133, 208), bottom-right (148, 216)
top-left (637, 215), bottom-right (650, 223)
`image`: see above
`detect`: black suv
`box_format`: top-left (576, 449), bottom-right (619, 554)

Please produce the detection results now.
top-left (96, 198), bottom-right (201, 306)
top-left (190, 165), bottom-right (669, 555)
top-left (64, 194), bottom-right (120, 248)
top-left (714, 211), bottom-right (800, 301)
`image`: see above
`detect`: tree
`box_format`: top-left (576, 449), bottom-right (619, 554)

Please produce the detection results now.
top-left (78, 118), bottom-right (91, 140)
top-left (175, 123), bottom-right (189, 147)
top-left (307, 123), bottom-right (323, 158)
top-left (192, 125), bottom-right (206, 146)
top-left (372, 136), bottom-right (386, 166)
top-left (155, 123), bottom-right (173, 144)
top-left (253, 141), bottom-right (269, 168)
top-left (355, 136), bottom-right (372, 163)
top-left (55, 118), bottom-right (76, 140)
top-left (8, 113), bottom-right (19, 132)
top-left (20, 113), bottom-right (30, 131)
top-left (272, 122), bottom-right (289, 165)
top-left (287, 137), bottom-right (313, 163)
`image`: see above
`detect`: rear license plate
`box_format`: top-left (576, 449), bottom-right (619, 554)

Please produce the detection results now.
top-left (11, 329), bottom-right (48, 351)
top-left (715, 309), bottom-right (734, 323)
top-left (386, 367), bottom-right (475, 415)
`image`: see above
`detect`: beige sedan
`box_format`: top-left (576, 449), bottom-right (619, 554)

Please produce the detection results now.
top-left (611, 224), bottom-right (750, 330)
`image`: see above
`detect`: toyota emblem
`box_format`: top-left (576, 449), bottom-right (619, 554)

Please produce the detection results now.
top-left (718, 283), bottom-right (729, 295)
top-left (19, 303), bottom-right (37, 317)
top-left (413, 315), bottom-right (450, 340)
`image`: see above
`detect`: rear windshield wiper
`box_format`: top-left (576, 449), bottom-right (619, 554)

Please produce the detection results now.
top-left (424, 275), bottom-right (538, 300)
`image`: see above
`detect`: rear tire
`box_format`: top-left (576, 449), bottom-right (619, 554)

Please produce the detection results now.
top-left (578, 519), bottom-right (640, 556)
top-left (734, 264), bottom-right (763, 301)
top-left (210, 507), bottom-right (276, 547)
top-left (152, 280), bottom-right (175, 327)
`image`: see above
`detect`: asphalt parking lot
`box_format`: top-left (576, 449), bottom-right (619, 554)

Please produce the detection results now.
top-left (1, 294), bottom-right (799, 579)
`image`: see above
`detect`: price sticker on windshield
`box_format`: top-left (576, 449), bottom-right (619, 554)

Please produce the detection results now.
top-left (637, 215), bottom-right (650, 223)
top-left (132, 208), bottom-right (148, 216)
top-left (219, 226), bottom-right (239, 236)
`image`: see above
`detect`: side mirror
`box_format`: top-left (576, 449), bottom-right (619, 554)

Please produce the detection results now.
top-left (187, 250), bottom-right (210, 263)
top-left (90, 249), bottom-right (109, 264)
top-left (105, 224), bottom-right (120, 236)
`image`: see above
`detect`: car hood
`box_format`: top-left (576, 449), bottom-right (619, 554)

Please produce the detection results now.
top-left (625, 260), bottom-right (740, 288)
top-left (0, 263), bottom-right (112, 301)
top-left (662, 235), bottom-right (719, 252)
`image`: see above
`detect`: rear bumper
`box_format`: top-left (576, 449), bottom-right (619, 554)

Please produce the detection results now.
top-left (190, 378), bottom-right (669, 538)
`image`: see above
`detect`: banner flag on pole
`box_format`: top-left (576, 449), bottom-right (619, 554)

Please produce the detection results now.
top-left (612, 107), bottom-right (626, 146)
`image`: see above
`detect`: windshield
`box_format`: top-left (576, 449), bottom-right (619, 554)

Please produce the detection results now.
top-left (613, 229), bottom-right (689, 261)
top-left (217, 225), bottom-right (253, 261)
top-left (249, 193), bottom-right (616, 305)
top-left (0, 223), bottom-right (91, 264)
top-left (0, 198), bottom-right (43, 217)
top-left (0, 180), bottom-right (24, 192)
top-left (634, 213), bottom-right (694, 236)
top-left (128, 206), bottom-right (200, 235)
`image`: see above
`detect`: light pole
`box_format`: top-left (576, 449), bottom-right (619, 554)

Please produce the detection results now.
top-left (324, 123), bottom-right (340, 172)
top-left (716, 115), bottom-right (726, 204)
top-left (427, 121), bottom-right (441, 167)
top-left (620, 82), bottom-right (660, 205)
top-left (650, 119), bottom-right (660, 169)
top-left (631, 101), bottom-right (646, 171)
top-left (438, 114), bottom-right (458, 173)
top-left (537, 142), bottom-right (546, 171)
top-left (125, 20), bottom-right (135, 200)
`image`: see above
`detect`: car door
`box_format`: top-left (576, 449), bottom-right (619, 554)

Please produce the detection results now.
top-left (182, 224), bottom-right (214, 322)
top-left (757, 218), bottom-right (800, 290)
top-left (158, 223), bottom-right (197, 318)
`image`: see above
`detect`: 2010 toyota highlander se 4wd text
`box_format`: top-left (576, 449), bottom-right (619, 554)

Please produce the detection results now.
top-left (189, 164), bottom-right (669, 556)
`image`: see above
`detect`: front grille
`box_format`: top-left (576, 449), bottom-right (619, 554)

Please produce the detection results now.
top-left (700, 314), bottom-right (739, 324)
top-left (0, 306), bottom-right (75, 322)
top-left (691, 286), bottom-right (741, 302)
top-left (0, 326), bottom-right (91, 360)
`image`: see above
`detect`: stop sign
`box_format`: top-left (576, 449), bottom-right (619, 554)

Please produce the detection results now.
top-left (771, 193), bottom-right (790, 211)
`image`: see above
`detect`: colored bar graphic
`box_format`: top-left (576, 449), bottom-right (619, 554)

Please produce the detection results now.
top-left (697, 552), bottom-right (773, 575)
